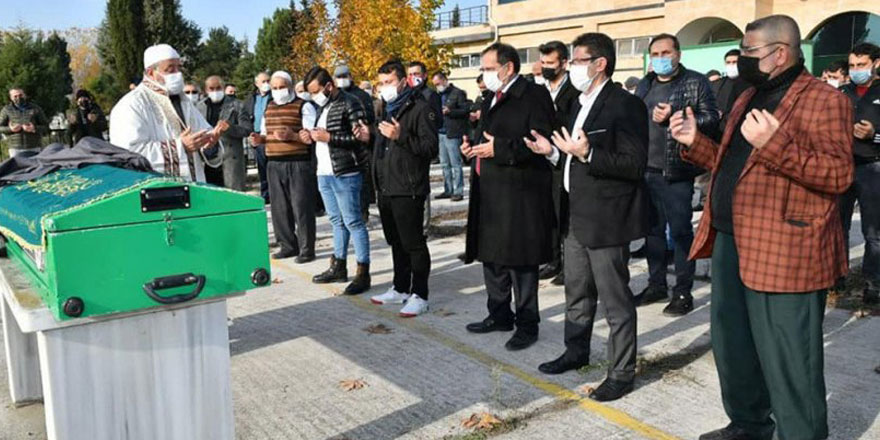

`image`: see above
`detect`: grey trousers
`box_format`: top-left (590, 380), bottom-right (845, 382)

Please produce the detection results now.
top-left (221, 142), bottom-right (247, 192)
top-left (563, 233), bottom-right (637, 382)
top-left (267, 160), bottom-right (317, 256)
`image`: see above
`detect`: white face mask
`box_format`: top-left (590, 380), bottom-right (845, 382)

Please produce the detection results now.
top-left (335, 78), bottom-right (351, 89)
top-left (299, 92), bottom-right (312, 102)
top-left (725, 64), bottom-right (739, 79)
top-left (271, 88), bottom-right (293, 104)
top-left (159, 71), bottom-right (184, 95)
top-left (436, 84), bottom-right (447, 93)
top-left (569, 64), bottom-right (598, 93)
top-left (185, 93), bottom-right (199, 103)
top-left (312, 89), bottom-right (329, 107)
top-left (380, 84), bottom-right (400, 103)
top-left (260, 83), bottom-right (271, 93)
top-left (826, 79), bottom-right (840, 89)
top-left (534, 76), bottom-right (546, 86)
top-left (483, 70), bottom-right (504, 92)
top-left (411, 77), bottom-right (424, 87)
top-left (208, 91), bottom-right (225, 103)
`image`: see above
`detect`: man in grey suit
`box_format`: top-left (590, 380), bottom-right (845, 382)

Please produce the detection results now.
top-left (525, 32), bottom-right (648, 402)
top-left (197, 75), bottom-right (250, 191)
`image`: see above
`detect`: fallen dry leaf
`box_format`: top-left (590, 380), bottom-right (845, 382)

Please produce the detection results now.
top-left (272, 278), bottom-right (283, 284)
top-left (577, 385), bottom-right (595, 395)
top-left (853, 309), bottom-right (871, 319)
top-left (461, 412), bottom-right (502, 430)
top-left (339, 379), bottom-right (367, 391)
top-left (433, 308), bottom-right (456, 317)
top-left (363, 323), bottom-right (393, 334)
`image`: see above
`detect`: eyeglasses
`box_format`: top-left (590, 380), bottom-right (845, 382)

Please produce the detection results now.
top-left (739, 42), bottom-right (789, 55)
top-left (570, 56), bottom-right (599, 66)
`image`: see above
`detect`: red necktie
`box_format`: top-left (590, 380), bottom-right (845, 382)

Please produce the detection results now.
top-left (477, 90), bottom-right (504, 176)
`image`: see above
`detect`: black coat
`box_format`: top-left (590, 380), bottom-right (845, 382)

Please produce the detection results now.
top-left (561, 82), bottom-right (649, 249)
top-left (552, 77), bottom-right (580, 132)
top-left (66, 103), bottom-right (108, 145)
top-left (465, 77), bottom-right (556, 266)
top-left (440, 84), bottom-right (469, 139)
top-left (841, 82), bottom-right (880, 160)
top-left (342, 84), bottom-right (376, 125)
top-left (373, 91), bottom-right (439, 197)
top-left (415, 83), bottom-right (443, 133)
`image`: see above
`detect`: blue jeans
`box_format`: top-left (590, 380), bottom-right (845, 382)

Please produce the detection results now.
top-left (645, 172), bottom-right (696, 295)
top-left (318, 173), bottom-right (371, 264)
top-left (840, 161), bottom-right (880, 290)
top-left (438, 135), bottom-right (464, 196)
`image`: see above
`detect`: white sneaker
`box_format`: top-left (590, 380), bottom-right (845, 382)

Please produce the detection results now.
top-left (370, 287), bottom-right (410, 305)
top-left (399, 294), bottom-right (428, 318)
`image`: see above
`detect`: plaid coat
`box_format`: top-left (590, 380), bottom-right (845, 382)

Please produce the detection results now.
top-left (682, 70), bottom-right (854, 293)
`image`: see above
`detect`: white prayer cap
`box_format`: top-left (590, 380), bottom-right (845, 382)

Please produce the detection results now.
top-left (271, 70), bottom-right (293, 84)
top-left (143, 44), bottom-right (181, 70)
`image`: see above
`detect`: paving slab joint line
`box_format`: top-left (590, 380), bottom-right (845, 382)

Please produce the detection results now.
top-left (271, 259), bottom-right (682, 440)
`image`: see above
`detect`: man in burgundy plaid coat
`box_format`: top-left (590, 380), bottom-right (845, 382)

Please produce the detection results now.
top-left (669, 15), bottom-right (854, 440)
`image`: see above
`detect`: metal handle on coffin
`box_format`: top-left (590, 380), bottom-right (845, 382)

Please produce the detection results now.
top-left (142, 273), bottom-right (206, 304)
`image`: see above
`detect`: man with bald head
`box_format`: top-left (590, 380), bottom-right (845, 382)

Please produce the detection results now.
top-left (196, 75), bottom-right (249, 190)
top-left (670, 14), bottom-right (853, 440)
top-left (242, 71), bottom-right (273, 202)
top-left (248, 71), bottom-right (317, 261)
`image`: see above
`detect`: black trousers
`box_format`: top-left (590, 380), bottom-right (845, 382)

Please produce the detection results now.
top-left (378, 195), bottom-right (431, 299)
top-left (255, 144), bottom-right (269, 201)
top-left (268, 160), bottom-right (317, 256)
top-left (482, 263), bottom-right (539, 334)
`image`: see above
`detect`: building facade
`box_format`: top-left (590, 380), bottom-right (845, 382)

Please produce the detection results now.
top-left (432, 0), bottom-right (880, 98)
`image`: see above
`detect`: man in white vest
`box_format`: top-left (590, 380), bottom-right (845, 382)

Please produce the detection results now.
top-left (110, 44), bottom-right (218, 182)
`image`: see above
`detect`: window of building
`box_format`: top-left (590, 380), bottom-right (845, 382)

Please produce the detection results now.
top-left (811, 11), bottom-right (880, 75)
top-left (616, 37), bottom-right (651, 58)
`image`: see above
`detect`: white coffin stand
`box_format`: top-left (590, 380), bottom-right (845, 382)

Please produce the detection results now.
top-left (0, 258), bottom-right (237, 440)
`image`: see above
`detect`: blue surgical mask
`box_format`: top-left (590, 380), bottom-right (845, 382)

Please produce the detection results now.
top-left (651, 57), bottom-right (676, 76)
top-left (850, 69), bottom-right (873, 86)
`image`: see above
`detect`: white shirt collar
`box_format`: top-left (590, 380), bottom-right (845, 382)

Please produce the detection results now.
top-left (578, 78), bottom-right (609, 106)
top-left (500, 75), bottom-right (520, 94)
top-left (547, 74), bottom-right (569, 93)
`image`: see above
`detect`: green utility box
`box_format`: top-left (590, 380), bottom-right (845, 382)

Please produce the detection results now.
top-left (0, 164), bottom-right (271, 321)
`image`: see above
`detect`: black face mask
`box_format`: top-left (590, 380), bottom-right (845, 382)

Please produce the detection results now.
top-left (737, 49), bottom-right (781, 87)
top-left (541, 67), bottom-right (561, 82)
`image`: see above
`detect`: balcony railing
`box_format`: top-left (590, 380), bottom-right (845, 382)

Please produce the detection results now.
top-left (433, 5), bottom-right (488, 31)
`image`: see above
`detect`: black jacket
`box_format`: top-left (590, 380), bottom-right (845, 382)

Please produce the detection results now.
top-left (342, 84), bottom-right (376, 125)
top-left (561, 82), bottom-right (649, 248)
top-left (636, 64), bottom-right (719, 181)
top-left (319, 90), bottom-right (370, 176)
top-left (66, 102), bottom-right (108, 145)
top-left (841, 82), bottom-right (880, 161)
top-left (465, 76), bottom-right (556, 266)
top-left (551, 76), bottom-right (580, 132)
top-left (709, 76), bottom-right (749, 141)
top-left (373, 91), bottom-right (439, 197)
top-left (439, 84), bottom-right (469, 139)
top-left (241, 91), bottom-right (272, 134)
top-left (414, 82), bottom-right (442, 133)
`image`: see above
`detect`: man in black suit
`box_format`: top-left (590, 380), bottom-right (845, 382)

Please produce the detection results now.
top-left (462, 42), bottom-right (556, 351)
top-left (537, 40), bottom-right (581, 285)
top-left (525, 32), bottom-right (648, 402)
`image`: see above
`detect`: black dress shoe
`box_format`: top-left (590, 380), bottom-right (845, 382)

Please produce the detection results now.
top-left (451, 195), bottom-right (464, 202)
top-left (636, 285), bottom-right (668, 306)
top-left (505, 331), bottom-right (538, 351)
top-left (662, 294), bottom-right (693, 317)
top-left (550, 272), bottom-right (564, 286)
top-left (538, 353), bottom-right (589, 375)
top-left (466, 318), bottom-right (514, 334)
top-left (435, 192), bottom-right (452, 200)
top-left (631, 244), bottom-right (647, 258)
top-left (294, 254), bottom-right (315, 264)
top-left (589, 378), bottom-right (633, 402)
top-left (538, 263), bottom-right (561, 280)
top-left (272, 249), bottom-right (298, 259)
top-left (698, 425), bottom-right (761, 440)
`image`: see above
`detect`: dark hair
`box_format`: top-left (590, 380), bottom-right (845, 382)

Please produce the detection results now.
top-left (538, 40), bottom-right (569, 61)
top-left (378, 60), bottom-right (406, 80)
top-left (825, 59), bottom-right (849, 75)
top-left (476, 74), bottom-right (484, 83)
top-left (649, 33), bottom-right (680, 52)
top-left (432, 70), bottom-right (448, 80)
top-left (745, 15), bottom-right (802, 58)
top-left (481, 42), bottom-right (521, 74)
top-left (571, 32), bottom-right (616, 76)
top-left (851, 43), bottom-right (880, 62)
top-left (304, 66), bottom-right (333, 87)
top-left (706, 69), bottom-right (721, 78)
top-left (724, 49), bottom-right (741, 59)
top-left (408, 61), bottom-right (427, 75)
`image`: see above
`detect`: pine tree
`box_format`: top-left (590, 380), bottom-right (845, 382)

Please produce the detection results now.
top-left (100, 0), bottom-right (146, 92)
top-left (255, 2), bottom-right (297, 72)
top-left (192, 27), bottom-right (244, 85)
